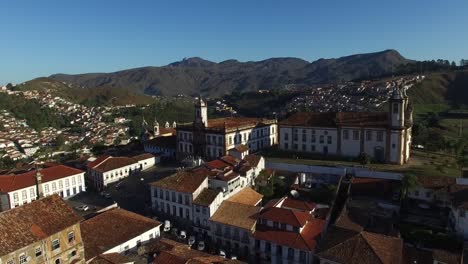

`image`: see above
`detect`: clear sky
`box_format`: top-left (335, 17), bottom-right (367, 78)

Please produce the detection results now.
top-left (1, 0), bottom-right (467, 84)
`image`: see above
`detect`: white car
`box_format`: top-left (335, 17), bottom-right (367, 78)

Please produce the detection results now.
top-left (219, 250), bottom-right (226, 258)
top-left (188, 236), bottom-right (196, 246)
top-left (180, 230), bottom-right (187, 240)
top-left (75, 205), bottom-right (89, 211)
top-left (197, 241), bottom-right (205, 251)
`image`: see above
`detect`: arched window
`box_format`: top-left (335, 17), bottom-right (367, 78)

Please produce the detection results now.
top-left (55, 258), bottom-right (61, 264)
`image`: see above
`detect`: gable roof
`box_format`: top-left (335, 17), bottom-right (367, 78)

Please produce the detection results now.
top-left (0, 165), bottom-right (84, 193)
top-left (132, 153), bottom-right (155, 161)
top-left (90, 157), bottom-right (137, 173)
top-left (210, 201), bottom-right (260, 230)
top-left (80, 208), bottom-right (161, 260)
top-left (258, 207), bottom-right (310, 228)
top-left (193, 188), bottom-right (221, 207)
top-left (243, 155), bottom-right (262, 167)
top-left (0, 195), bottom-right (83, 256)
top-left (227, 187), bottom-right (263, 206)
top-left (253, 218), bottom-right (325, 251)
top-left (281, 197), bottom-right (316, 212)
top-left (150, 169), bottom-right (208, 194)
top-left (317, 226), bottom-right (403, 264)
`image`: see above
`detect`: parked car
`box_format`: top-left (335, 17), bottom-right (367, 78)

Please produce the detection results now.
top-left (219, 249), bottom-right (226, 258)
top-left (75, 205), bottom-right (89, 211)
top-left (164, 220), bottom-right (171, 232)
top-left (180, 230), bottom-right (187, 240)
top-left (188, 236), bottom-right (196, 246)
top-left (197, 241), bottom-right (205, 251)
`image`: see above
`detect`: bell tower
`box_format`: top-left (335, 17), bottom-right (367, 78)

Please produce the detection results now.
top-left (194, 96), bottom-right (208, 127)
top-left (389, 86), bottom-right (406, 129)
top-left (153, 119), bottom-right (160, 136)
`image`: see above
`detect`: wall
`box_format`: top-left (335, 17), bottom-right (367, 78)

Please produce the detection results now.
top-left (103, 226), bottom-right (161, 255)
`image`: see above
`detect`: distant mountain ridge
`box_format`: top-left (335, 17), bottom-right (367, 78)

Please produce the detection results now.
top-left (50, 49), bottom-right (411, 97)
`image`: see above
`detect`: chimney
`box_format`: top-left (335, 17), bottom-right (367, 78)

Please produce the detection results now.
top-left (35, 168), bottom-right (44, 198)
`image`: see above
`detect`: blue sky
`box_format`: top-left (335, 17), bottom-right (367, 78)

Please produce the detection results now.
top-left (1, 0), bottom-right (467, 84)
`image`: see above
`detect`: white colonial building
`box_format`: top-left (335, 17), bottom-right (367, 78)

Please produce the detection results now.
top-left (279, 87), bottom-right (413, 164)
top-left (0, 165), bottom-right (86, 211)
top-left (87, 154), bottom-right (157, 190)
top-left (176, 97), bottom-right (277, 161)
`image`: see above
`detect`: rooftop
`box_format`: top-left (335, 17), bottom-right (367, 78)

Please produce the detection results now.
top-left (0, 195), bottom-right (83, 256)
top-left (192, 188), bottom-right (221, 207)
top-left (90, 157), bottom-right (137, 173)
top-left (150, 169), bottom-right (208, 194)
top-left (145, 135), bottom-right (176, 149)
top-left (179, 117), bottom-right (276, 132)
top-left (227, 187), bottom-right (263, 206)
top-left (317, 226), bottom-right (403, 264)
top-left (132, 153), bottom-right (155, 161)
top-left (80, 208), bottom-right (161, 260)
top-left (210, 201), bottom-right (260, 230)
top-left (258, 207), bottom-right (311, 228)
top-left (0, 165), bottom-right (84, 193)
top-left (280, 111), bottom-right (390, 128)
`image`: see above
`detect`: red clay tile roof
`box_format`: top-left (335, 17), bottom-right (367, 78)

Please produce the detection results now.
top-left (193, 188), bottom-right (221, 207)
top-left (90, 253), bottom-right (133, 264)
top-left (132, 153), bottom-right (155, 161)
top-left (0, 195), bottom-right (83, 256)
top-left (204, 159), bottom-right (232, 170)
top-left (281, 197), bottom-right (316, 212)
top-left (243, 155), bottom-right (262, 167)
top-left (227, 187), bottom-right (263, 206)
top-left (206, 117), bottom-right (275, 130)
top-left (159, 127), bottom-right (176, 136)
top-left (254, 218), bottom-right (325, 251)
top-left (280, 112), bottom-right (389, 128)
top-left (91, 157), bottom-right (137, 173)
top-left (415, 175), bottom-right (456, 189)
top-left (153, 251), bottom-right (186, 264)
top-left (87, 155), bottom-right (111, 169)
top-left (210, 201), bottom-right (260, 230)
top-left (258, 207), bottom-right (310, 227)
top-left (219, 156), bottom-right (240, 166)
top-left (0, 165), bottom-right (84, 192)
top-left (150, 169), bottom-right (208, 194)
top-left (81, 208), bottom-right (161, 260)
top-left (231, 144), bottom-right (249, 152)
top-left (317, 226), bottom-right (403, 264)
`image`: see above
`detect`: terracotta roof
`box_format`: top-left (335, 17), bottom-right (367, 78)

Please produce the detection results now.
top-left (317, 226), bottom-right (403, 264)
top-left (210, 201), bottom-right (260, 230)
top-left (231, 144), bottom-right (249, 152)
top-left (219, 156), bottom-right (240, 166)
top-left (258, 207), bottom-right (310, 228)
top-left (243, 155), bottom-right (262, 167)
top-left (281, 197), bottom-right (316, 212)
top-left (206, 117), bottom-right (275, 130)
top-left (0, 165), bottom-right (84, 192)
top-left (204, 159), bottom-right (232, 170)
top-left (153, 251), bottom-right (186, 264)
top-left (0, 195), bottom-right (83, 256)
top-left (90, 253), bottom-right (132, 264)
top-left (90, 157), bottom-right (137, 173)
top-left (227, 187), bottom-right (263, 206)
top-left (193, 188), bottom-right (220, 207)
top-left (280, 112), bottom-right (390, 128)
top-left (415, 175), bottom-right (456, 189)
top-left (87, 155), bottom-right (111, 169)
top-left (215, 171), bottom-right (239, 182)
top-left (132, 153), bottom-right (155, 161)
top-left (402, 246), bottom-right (462, 264)
top-left (150, 169), bottom-right (208, 194)
top-left (253, 218), bottom-right (325, 251)
top-left (146, 135), bottom-right (177, 149)
top-left (81, 208), bottom-right (161, 260)
top-left (159, 127), bottom-right (176, 136)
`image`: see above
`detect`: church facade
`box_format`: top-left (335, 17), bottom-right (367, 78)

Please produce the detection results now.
top-left (278, 87), bottom-right (413, 164)
top-left (176, 98), bottom-right (278, 161)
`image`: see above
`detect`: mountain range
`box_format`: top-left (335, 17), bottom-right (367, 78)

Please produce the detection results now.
top-left (48, 49), bottom-right (411, 97)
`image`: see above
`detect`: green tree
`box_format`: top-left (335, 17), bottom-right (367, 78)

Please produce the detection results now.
top-left (401, 174), bottom-right (419, 201)
top-left (358, 152), bottom-right (371, 165)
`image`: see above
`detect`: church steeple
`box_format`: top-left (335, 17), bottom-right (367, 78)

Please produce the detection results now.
top-left (194, 96), bottom-right (208, 127)
top-left (153, 118), bottom-right (160, 136)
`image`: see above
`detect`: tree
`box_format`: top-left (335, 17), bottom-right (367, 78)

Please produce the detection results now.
top-left (358, 152), bottom-right (370, 165)
top-left (54, 134), bottom-right (66, 148)
top-left (401, 174), bottom-right (419, 201)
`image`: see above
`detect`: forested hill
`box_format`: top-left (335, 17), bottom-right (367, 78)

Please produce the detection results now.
top-left (49, 49), bottom-right (411, 97)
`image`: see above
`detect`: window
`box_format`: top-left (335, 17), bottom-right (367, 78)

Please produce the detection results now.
top-left (311, 145), bottom-right (316, 151)
top-left (22, 190), bottom-right (27, 201)
top-left (366, 131), bottom-right (372, 141)
top-left (178, 194), bottom-right (182, 203)
top-left (172, 192), bottom-right (176, 202)
top-left (30, 188), bottom-right (36, 199)
top-left (284, 143), bottom-right (288, 149)
top-left (265, 242), bottom-right (271, 252)
top-left (255, 240), bottom-right (260, 249)
top-left (68, 232), bottom-right (75, 243)
top-left (7, 259), bottom-right (14, 264)
top-left (284, 133), bottom-right (288, 141)
top-left (302, 144), bottom-right (306, 151)
top-left (185, 195), bottom-right (190, 205)
top-left (72, 177), bottom-right (76, 185)
top-left (293, 130), bottom-right (298, 141)
top-left (44, 185), bottom-right (49, 193)
top-left (55, 258), bottom-right (60, 264)
top-left (59, 181), bottom-right (63, 189)
top-left (393, 103), bottom-right (399, 114)
top-left (276, 245), bottom-right (282, 256)
top-left (70, 251), bottom-right (77, 258)
top-left (311, 135), bottom-right (316, 143)
top-left (165, 191), bottom-right (169, 201)
top-left (353, 130), bottom-right (359, 140)
top-left (327, 136), bottom-right (332, 144)
top-left (319, 135), bottom-right (324, 144)
top-left (426, 191), bottom-right (431, 198)
top-left (300, 251), bottom-right (306, 261)
top-left (302, 130), bottom-right (307, 141)
top-left (392, 144), bottom-right (396, 149)
top-left (273, 222), bottom-right (279, 228)
top-left (281, 223), bottom-right (286, 229)
top-left (19, 254), bottom-right (27, 264)
top-left (52, 239), bottom-right (60, 250)
top-left (377, 131), bottom-right (384, 142)
top-left (65, 179), bottom-right (69, 187)
top-left (343, 130), bottom-right (349, 140)
top-left (35, 247), bottom-right (42, 257)
top-left (293, 144), bottom-right (298, 150)
top-left (288, 248), bottom-right (294, 259)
